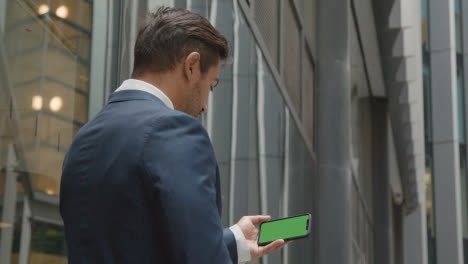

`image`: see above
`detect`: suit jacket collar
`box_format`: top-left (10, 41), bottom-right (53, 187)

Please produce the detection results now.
top-left (107, 89), bottom-right (169, 108)
top-left (114, 79), bottom-right (174, 109)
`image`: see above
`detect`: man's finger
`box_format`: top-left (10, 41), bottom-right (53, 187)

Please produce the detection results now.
top-left (273, 241), bottom-right (292, 252)
top-left (249, 215), bottom-right (271, 225)
top-left (262, 239), bottom-right (285, 255)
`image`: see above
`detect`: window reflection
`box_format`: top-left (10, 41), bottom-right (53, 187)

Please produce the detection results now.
top-left (1, 0), bottom-right (92, 197)
top-left (29, 221), bottom-right (67, 263)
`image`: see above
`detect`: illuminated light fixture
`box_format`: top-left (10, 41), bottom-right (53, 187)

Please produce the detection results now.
top-left (49, 96), bottom-right (63, 112)
top-left (56, 5), bottom-right (69, 19)
top-left (32, 95), bottom-right (43, 111)
top-left (38, 4), bottom-right (49, 15)
top-left (0, 222), bottom-right (12, 228)
top-left (46, 189), bottom-right (54, 195)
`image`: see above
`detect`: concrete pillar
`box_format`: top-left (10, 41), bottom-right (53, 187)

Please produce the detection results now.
top-left (18, 197), bottom-right (31, 264)
top-left (372, 99), bottom-right (392, 264)
top-left (462, 0), bottom-right (468, 257)
top-left (404, 0), bottom-right (429, 263)
top-left (0, 144), bottom-right (18, 264)
top-left (429, 0), bottom-right (464, 263)
top-left (404, 206), bottom-right (429, 264)
top-left (316, 0), bottom-right (351, 263)
top-left (394, 204), bottom-right (404, 264)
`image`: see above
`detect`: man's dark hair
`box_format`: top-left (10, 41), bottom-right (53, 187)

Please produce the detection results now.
top-left (132, 7), bottom-right (229, 77)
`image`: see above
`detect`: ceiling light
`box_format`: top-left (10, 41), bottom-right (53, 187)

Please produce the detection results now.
top-left (32, 95), bottom-right (43, 111)
top-left (38, 4), bottom-right (49, 15)
top-left (56, 5), bottom-right (69, 19)
top-left (49, 96), bottom-right (63, 112)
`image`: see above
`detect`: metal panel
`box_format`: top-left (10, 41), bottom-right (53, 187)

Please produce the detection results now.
top-left (237, 0), bottom-right (315, 159)
top-left (253, 0), bottom-right (279, 67)
top-left (282, 0), bottom-right (301, 115)
top-left (303, 51), bottom-right (314, 144)
top-left (295, 0), bottom-right (317, 57)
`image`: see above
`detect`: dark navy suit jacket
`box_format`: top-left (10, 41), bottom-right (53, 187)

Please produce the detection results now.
top-left (60, 90), bottom-right (237, 263)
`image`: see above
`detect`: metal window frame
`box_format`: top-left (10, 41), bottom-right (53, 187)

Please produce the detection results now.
top-left (88, 0), bottom-right (110, 119)
top-left (228, 0), bottom-right (241, 226)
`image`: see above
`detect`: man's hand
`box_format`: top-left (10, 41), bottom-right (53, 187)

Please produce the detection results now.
top-left (236, 215), bottom-right (291, 259)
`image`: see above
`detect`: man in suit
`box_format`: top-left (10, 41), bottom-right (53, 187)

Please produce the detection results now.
top-left (60, 7), bottom-right (289, 263)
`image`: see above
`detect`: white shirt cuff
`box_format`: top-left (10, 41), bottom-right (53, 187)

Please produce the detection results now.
top-left (229, 224), bottom-right (251, 263)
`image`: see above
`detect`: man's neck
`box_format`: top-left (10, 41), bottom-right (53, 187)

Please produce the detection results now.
top-left (133, 74), bottom-right (182, 109)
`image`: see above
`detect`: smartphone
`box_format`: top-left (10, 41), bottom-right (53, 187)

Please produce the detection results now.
top-left (258, 213), bottom-right (311, 246)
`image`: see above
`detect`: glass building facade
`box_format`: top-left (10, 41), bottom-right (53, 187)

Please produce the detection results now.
top-left (0, 0), bottom-right (92, 263)
top-left (0, 0), bottom-right (318, 263)
top-left (0, 0), bottom-right (429, 263)
top-left (422, 0), bottom-right (468, 263)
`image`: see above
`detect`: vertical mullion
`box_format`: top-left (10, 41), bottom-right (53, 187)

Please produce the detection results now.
top-left (229, 0), bottom-right (240, 226)
top-left (207, 0), bottom-right (218, 137)
top-left (257, 47), bottom-right (268, 216)
top-left (460, 0), bottom-right (468, 250)
top-left (18, 197), bottom-right (32, 264)
top-left (282, 108), bottom-right (291, 264)
top-left (89, 0), bottom-right (110, 119)
top-left (429, 0), bottom-right (464, 262)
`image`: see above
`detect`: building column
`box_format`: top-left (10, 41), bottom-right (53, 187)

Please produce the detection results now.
top-left (405, 0), bottom-right (429, 263)
top-left (316, 0), bottom-right (351, 263)
top-left (0, 144), bottom-right (18, 264)
top-left (394, 204), bottom-right (404, 264)
top-left (404, 206), bottom-right (429, 264)
top-left (18, 197), bottom-right (31, 264)
top-left (463, 0), bottom-right (468, 257)
top-left (429, 0), bottom-right (464, 263)
top-left (372, 99), bottom-right (392, 264)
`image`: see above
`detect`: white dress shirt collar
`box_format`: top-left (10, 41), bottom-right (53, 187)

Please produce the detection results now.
top-left (115, 79), bottom-right (174, 110)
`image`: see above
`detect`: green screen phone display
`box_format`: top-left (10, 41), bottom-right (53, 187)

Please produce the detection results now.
top-left (258, 214), bottom-right (310, 245)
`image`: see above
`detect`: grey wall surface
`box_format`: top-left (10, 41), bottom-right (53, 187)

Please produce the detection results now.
top-left (429, 0), bottom-right (464, 263)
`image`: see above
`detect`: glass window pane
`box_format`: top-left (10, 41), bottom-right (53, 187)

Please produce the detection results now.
top-left (295, 0), bottom-right (317, 55)
top-left (254, 0), bottom-right (279, 67)
top-left (29, 221), bottom-right (67, 263)
top-left (283, 0), bottom-right (301, 115)
top-left (231, 10), bottom-right (260, 223)
top-left (258, 53), bottom-right (285, 221)
top-left (1, 0), bottom-right (92, 198)
top-left (1, 0), bottom-right (92, 262)
top-left (285, 110), bottom-right (314, 263)
top-left (205, 0), bottom-right (235, 227)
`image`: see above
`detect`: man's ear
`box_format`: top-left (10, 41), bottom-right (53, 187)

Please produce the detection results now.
top-left (184, 52), bottom-right (201, 83)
